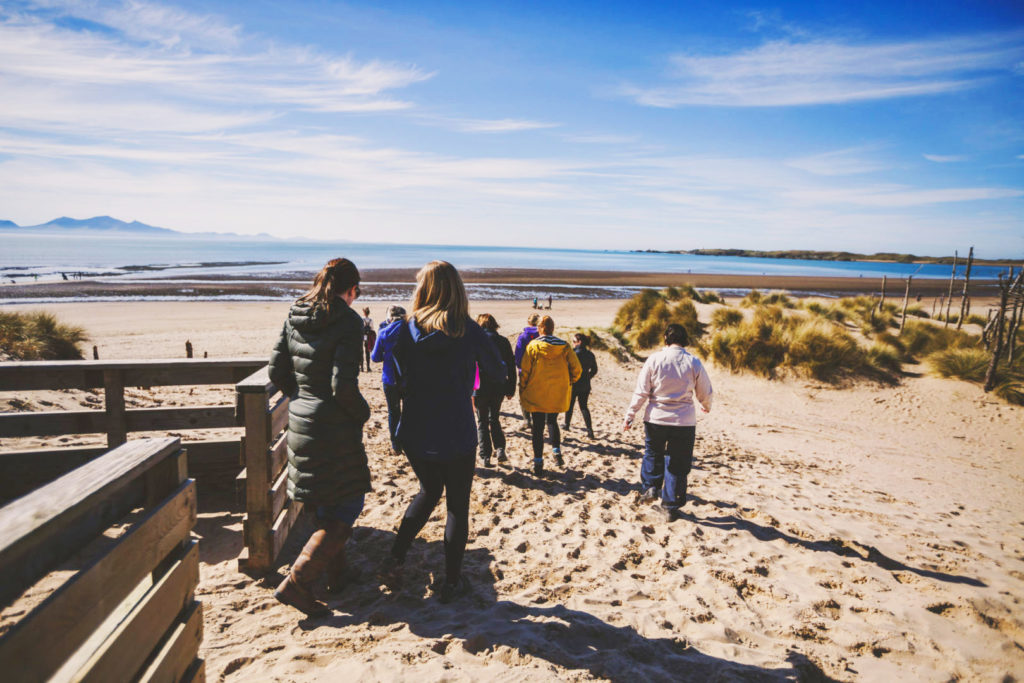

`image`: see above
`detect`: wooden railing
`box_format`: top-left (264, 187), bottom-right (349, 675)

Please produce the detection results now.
top-left (0, 437), bottom-right (204, 682)
top-left (0, 358), bottom-right (266, 501)
top-left (236, 366), bottom-right (299, 574)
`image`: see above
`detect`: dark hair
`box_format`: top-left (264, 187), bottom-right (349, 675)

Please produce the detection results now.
top-left (297, 258), bottom-right (360, 312)
top-left (664, 323), bottom-right (689, 347)
top-left (573, 332), bottom-right (590, 348)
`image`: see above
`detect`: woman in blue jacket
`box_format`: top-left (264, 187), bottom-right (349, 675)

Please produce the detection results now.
top-left (370, 305), bottom-right (407, 454)
top-left (380, 261), bottom-right (504, 602)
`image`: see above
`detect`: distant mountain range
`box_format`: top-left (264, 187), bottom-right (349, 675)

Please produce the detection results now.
top-left (0, 216), bottom-right (276, 239)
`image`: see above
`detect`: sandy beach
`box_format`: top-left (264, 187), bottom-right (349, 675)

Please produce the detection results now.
top-left (2, 298), bottom-right (1023, 681)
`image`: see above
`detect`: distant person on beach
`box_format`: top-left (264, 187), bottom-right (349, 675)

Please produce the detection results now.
top-left (379, 261), bottom-right (504, 602)
top-left (547, 294), bottom-right (552, 309)
top-left (514, 313), bottom-right (541, 427)
top-left (371, 305), bottom-right (407, 454)
top-left (532, 296), bottom-right (538, 309)
top-left (361, 307), bottom-right (375, 371)
top-left (622, 323), bottom-right (713, 522)
top-left (520, 316), bottom-right (582, 476)
top-left (474, 313), bottom-right (517, 467)
top-left (564, 333), bottom-right (597, 438)
top-left (268, 258), bottom-right (370, 616)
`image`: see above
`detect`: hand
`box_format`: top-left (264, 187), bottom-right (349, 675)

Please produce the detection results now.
top-left (622, 417), bottom-right (632, 432)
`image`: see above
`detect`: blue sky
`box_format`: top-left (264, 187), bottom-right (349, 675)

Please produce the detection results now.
top-left (1, 1), bottom-right (1022, 257)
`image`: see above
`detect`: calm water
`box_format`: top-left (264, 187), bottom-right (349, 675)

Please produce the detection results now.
top-left (0, 232), bottom-right (1006, 282)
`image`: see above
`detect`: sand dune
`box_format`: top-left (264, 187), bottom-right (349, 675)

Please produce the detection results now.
top-left (1, 300), bottom-right (1022, 681)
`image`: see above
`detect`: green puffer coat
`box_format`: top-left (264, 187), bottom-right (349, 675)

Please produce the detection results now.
top-left (268, 299), bottom-right (372, 506)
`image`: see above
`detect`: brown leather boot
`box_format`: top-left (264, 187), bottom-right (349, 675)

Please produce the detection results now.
top-left (274, 521), bottom-right (349, 616)
top-left (324, 524), bottom-right (357, 594)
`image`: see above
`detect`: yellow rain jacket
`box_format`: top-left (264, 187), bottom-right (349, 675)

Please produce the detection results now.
top-left (520, 335), bottom-right (583, 413)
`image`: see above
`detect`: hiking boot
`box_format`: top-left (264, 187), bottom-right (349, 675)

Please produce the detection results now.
top-left (652, 504), bottom-right (678, 523)
top-left (587, 429), bottom-right (595, 439)
top-left (438, 575), bottom-right (472, 604)
top-left (480, 455), bottom-right (491, 468)
top-left (553, 448), bottom-right (564, 468)
top-left (533, 458), bottom-right (544, 477)
top-left (640, 487), bottom-right (658, 503)
top-left (495, 447), bottom-right (508, 463)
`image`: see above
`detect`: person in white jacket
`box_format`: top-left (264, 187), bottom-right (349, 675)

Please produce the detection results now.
top-left (623, 323), bottom-right (713, 521)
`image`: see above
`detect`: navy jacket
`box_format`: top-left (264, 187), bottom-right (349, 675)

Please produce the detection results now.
top-left (370, 318), bottom-right (403, 386)
top-left (476, 329), bottom-right (517, 398)
top-left (393, 317), bottom-right (505, 461)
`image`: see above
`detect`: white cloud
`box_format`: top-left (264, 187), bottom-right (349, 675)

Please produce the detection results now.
top-left (624, 31), bottom-right (1024, 107)
top-left (787, 147), bottom-right (889, 175)
top-left (431, 117), bottom-right (559, 133)
top-left (923, 154), bottom-right (967, 162)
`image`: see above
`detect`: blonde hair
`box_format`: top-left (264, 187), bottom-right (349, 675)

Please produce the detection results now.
top-left (527, 313), bottom-right (540, 326)
top-left (476, 313), bottom-right (498, 331)
top-left (538, 315), bottom-right (554, 335)
top-left (412, 261), bottom-right (468, 337)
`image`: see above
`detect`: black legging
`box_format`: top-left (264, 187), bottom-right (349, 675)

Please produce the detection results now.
top-left (530, 412), bottom-right (560, 459)
top-left (475, 392), bottom-right (505, 456)
top-left (565, 388), bottom-right (593, 432)
top-left (391, 454), bottom-right (475, 583)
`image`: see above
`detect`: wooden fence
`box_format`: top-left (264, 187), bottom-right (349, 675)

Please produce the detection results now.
top-left (0, 358), bottom-right (266, 501)
top-left (235, 366), bottom-right (299, 574)
top-left (0, 437), bottom-right (204, 682)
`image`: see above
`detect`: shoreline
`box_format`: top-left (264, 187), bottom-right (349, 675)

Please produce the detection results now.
top-left (0, 268), bottom-right (1002, 302)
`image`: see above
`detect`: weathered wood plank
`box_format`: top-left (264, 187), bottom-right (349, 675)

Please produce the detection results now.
top-left (236, 365), bottom-right (274, 394)
top-left (241, 393), bottom-right (272, 572)
top-left (0, 437), bottom-right (181, 608)
top-left (272, 500), bottom-right (304, 563)
top-left (103, 370), bottom-right (127, 449)
top-left (73, 540), bottom-right (199, 683)
top-left (269, 394), bottom-right (289, 437)
top-left (0, 446), bottom-right (107, 503)
top-left (268, 431), bottom-right (289, 482)
top-left (125, 406), bottom-right (237, 432)
top-left (0, 358), bottom-right (266, 391)
top-left (137, 600), bottom-right (203, 683)
top-left (0, 409), bottom-right (105, 438)
top-left (181, 658), bottom-right (206, 683)
top-left (269, 465), bottom-right (289, 523)
top-left (0, 479), bottom-right (196, 681)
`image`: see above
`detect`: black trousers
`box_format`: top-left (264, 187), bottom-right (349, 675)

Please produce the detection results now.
top-left (530, 412), bottom-right (560, 460)
top-left (565, 388), bottom-right (593, 432)
top-left (391, 454), bottom-right (476, 583)
top-left (475, 392), bottom-right (505, 456)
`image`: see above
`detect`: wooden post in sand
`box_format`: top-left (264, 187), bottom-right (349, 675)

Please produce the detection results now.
top-left (957, 247), bottom-right (973, 331)
top-left (899, 276), bottom-right (913, 334)
top-left (185, 340), bottom-right (193, 358)
top-left (92, 345), bottom-right (99, 360)
top-left (944, 251), bottom-right (958, 327)
top-left (984, 268), bottom-right (1023, 392)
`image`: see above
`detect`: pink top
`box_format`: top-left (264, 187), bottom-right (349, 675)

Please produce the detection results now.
top-left (474, 364), bottom-right (480, 391)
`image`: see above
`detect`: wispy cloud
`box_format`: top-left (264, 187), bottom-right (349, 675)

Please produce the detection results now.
top-left (623, 31), bottom-right (1024, 107)
top-left (787, 147), bottom-right (889, 175)
top-left (923, 154), bottom-right (967, 163)
top-left (436, 118), bottom-right (559, 133)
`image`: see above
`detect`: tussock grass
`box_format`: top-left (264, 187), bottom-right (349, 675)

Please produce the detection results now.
top-left (664, 284), bottom-right (723, 305)
top-left (0, 311), bottom-right (88, 360)
top-left (614, 289), bottom-right (705, 350)
top-left (903, 304), bottom-right (929, 318)
top-left (992, 374), bottom-right (1024, 406)
top-left (965, 313), bottom-right (987, 327)
top-left (710, 307), bottom-right (743, 329)
top-left (926, 347), bottom-right (990, 382)
top-left (741, 289), bottom-right (795, 308)
top-left (900, 320), bottom-right (977, 359)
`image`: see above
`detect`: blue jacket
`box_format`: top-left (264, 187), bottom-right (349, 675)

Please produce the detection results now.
top-left (513, 326), bottom-right (539, 369)
top-left (370, 318), bottom-right (403, 386)
top-left (392, 317), bottom-right (505, 461)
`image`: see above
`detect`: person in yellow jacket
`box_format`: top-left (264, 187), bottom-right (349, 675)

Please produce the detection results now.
top-left (520, 315), bottom-right (582, 475)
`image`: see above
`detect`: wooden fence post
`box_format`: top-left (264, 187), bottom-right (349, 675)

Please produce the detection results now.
top-left (944, 251), bottom-right (958, 327)
top-left (242, 390), bottom-right (272, 572)
top-left (185, 341), bottom-right (193, 359)
top-left (103, 370), bottom-right (127, 449)
top-left (899, 275), bottom-right (912, 333)
top-left (957, 246), bottom-right (974, 331)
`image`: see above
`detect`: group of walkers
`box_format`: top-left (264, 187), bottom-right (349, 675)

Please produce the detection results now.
top-left (267, 257), bottom-right (712, 617)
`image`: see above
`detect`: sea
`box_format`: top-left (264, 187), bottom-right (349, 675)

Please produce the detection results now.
top-left (0, 232), bottom-right (1010, 303)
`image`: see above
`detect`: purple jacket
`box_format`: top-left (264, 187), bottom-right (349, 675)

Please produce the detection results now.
top-left (513, 326), bottom-right (539, 369)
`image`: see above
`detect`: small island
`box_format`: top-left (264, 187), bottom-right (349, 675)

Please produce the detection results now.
top-left (637, 248), bottom-right (1019, 267)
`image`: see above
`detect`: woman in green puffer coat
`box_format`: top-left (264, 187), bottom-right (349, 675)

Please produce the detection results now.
top-left (267, 257), bottom-right (371, 617)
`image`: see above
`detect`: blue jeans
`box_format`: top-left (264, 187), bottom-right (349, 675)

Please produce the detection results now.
top-left (316, 495), bottom-right (365, 525)
top-left (641, 423), bottom-right (696, 511)
top-left (383, 383), bottom-right (403, 444)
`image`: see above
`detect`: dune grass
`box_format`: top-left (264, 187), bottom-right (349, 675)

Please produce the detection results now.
top-left (710, 307), bottom-right (743, 329)
top-left (613, 289), bottom-right (706, 350)
top-left (741, 289), bottom-right (795, 308)
top-left (0, 311), bottom-right (88, 360)
top-left (663, 284), bottom-right (723, 305)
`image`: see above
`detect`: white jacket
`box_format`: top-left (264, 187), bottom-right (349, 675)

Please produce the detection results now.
top-left (625, 346), bottom-right (713, 427)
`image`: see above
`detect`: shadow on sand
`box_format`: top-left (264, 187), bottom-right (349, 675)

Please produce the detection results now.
top-left (272, 526), bottom-right (835, 682)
